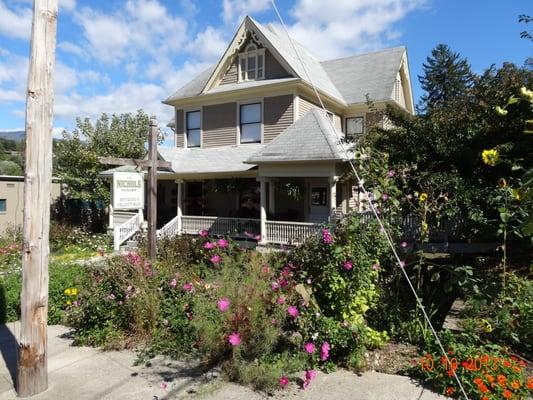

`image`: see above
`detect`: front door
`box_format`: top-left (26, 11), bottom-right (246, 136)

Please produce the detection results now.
top-left (308, 180), bottom-right (329, 223)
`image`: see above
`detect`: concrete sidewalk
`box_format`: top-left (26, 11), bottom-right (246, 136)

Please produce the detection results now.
top-left (0, 322), bottom-right (447, 400)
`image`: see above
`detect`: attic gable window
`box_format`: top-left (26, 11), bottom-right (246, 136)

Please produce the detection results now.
top-left (238, 44), bottom-right (265, 82)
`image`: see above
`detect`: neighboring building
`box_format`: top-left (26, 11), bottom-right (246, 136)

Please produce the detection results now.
top-left (106, 16), bottom-right (414, 246)
top-left (0, 176), bottom-right (63, 234)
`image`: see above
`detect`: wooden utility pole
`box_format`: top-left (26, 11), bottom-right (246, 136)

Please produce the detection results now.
top-left (17, 0), bottom-right (58, 397)
top-left (98, 118), bottom-right (171, 261)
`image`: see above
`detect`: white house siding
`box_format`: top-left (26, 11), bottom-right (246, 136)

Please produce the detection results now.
top-left (264, 95), bottom-right (294, 143)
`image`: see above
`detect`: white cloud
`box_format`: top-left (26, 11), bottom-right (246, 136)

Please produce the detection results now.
top-left (0, 1), bottom-right (32, 40)
top-left (58, 41), bottom-right (88, 59)
top-left (55, 62), bottom-right (78, 93)
top-left (0, 89), bottom-right (24, 102)
top-left (76, 0), bottom-right (188, 64)
top-left (52, 127), bottom-right (67, 139)
top-left (283, 0), bottom-right (426, 59)
top-left (60, 0), bottom-right (76, 12)
top-left (187, 26), bottom-right (227, 61)
top-left (222, 0), bottom-right (270, 25)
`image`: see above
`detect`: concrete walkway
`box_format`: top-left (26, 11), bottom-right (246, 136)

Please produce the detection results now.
top-left (0, 322), bottom-right (447, 400)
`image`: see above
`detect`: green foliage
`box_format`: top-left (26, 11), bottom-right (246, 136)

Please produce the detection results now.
top-left (0, 263), bottom-right (85, 324)
top-left (418, 44), bottom-right (474, 112)
top-left (0, 137), bottom-right (24, 175)
top-left (53, 110), bottom-right (150, 203)
top-left (0, 160), bottom-right (22, 175)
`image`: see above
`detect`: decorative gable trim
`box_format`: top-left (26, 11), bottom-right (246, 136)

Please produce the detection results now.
top-left (201, 17), bottom-right (297, 93)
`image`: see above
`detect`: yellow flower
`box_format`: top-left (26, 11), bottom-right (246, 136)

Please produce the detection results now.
top-left (421, 222), bottom-right (429, 232)
top-left (419, 193), bottom-right (428, 202)
top-left (64, 287), bottom-right (78, 296)
top-left (520, 86), bottom-right (533, 100)
top-left (481, 149), bottom-right (499, 166)
top-left (512, 188), bottom-right (522, 201)
top-left (495, 106), bottom-right (508, 116)
top-left (498, 178), bottom-right (507, 188)
top-left (64, 288), bottom-right (72, 296)
top-left (66, 300), bottom-right (72, 306)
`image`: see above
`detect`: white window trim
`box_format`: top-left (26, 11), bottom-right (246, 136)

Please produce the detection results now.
top-left (183, 108), bottom-right (202, 148)
top-left (238, 46), bottom-right (266, 82)
top-left (236, 98), bottom-right (264, 145)
top-left (345, 114), bottom-right (365, 138)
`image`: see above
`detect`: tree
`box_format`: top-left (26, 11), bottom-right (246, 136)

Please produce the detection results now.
top-left (418, 44), bottom-right (474, 112)
top-left (53, 110), bottom-right (149, 229)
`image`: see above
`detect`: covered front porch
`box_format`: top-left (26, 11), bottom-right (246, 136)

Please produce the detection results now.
top-left (157, 173), bottom-right (353, 245)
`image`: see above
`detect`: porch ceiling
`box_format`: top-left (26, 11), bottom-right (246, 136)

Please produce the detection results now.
top-left (157, 144), bottom-right (262, 175)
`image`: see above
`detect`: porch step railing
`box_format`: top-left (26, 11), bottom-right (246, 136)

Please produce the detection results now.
top-left (182, 215), bottom-right (260, 237)
top-left (157, 215), bottom-right (179, 239)
top-left (114, 213), bottom-right (142, 251)
top-left (266, 220), bottom-right (321, 245)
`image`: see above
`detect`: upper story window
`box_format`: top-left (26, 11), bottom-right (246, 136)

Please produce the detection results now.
top-left (186, 111), bottom-right (201, 148)
top-left (346, 116), bottom-right (364, 139)
top-left (240, 103), bottom-right (261, 143)
top-left (239, 44), bottom-right (265, 82)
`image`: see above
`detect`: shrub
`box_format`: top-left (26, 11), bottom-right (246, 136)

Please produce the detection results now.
top-left (0, 262), bottom-right (85, 324)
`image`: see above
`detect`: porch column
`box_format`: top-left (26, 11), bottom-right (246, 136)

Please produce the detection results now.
top-left (328, 176), bottom-right (338, 223)
top-left (268, 179), bottom-right (275, 215)
top-left (175, 179), bottom-right (183, 234)
top-left (258, 177), bottom-right (267, 244)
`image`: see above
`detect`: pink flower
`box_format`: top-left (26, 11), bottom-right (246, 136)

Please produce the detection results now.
top-left (217, 297), bottom-right (230, 312)
top-left (303, 369), bottom-right (317, 389)
top-left (399, 261), bottom-right (405, 268)
top-left (320, 342), bottom-right (331, 361)
top-left (278, 278), bottom-right (289, 288)
top-left (261, 265), bottom-right (270, 274)
top-left (287, 306), bottom-right (299, 318)
top-left (217, 238), bottom-right (229, 248)
top-left (343, 260), bottom-right (353, 270)
top-left (228, 332), bottom-right (241, 346)
top-left (183, 282), bottom-right (194, 292)
top-left (170, 278), bottom-right (177, 288)
top-left (279, 375), bottom-right (289, 388)
top-left (400, 241), bottom-right (408, 248)
top-left (372, 262), bottom-right (380, 271)
top-left (210, 254), bottom-right (222, 264)
top-left (199, 229), bottom-right (209, 237)
top-left (304, 342), bottom-right (315, 354)
top-left (276, 296), bottom-right (285, 305)
top-left (271, 282), bottom-right (280, 291)
top-left (254, 234), bottom-right (261, 241)
top-left (382, 193), bottom-right (389, 201)
top-left (203, 242), bottom-right (215, 250)
top-left (107, 293), bottom-right (115, 300)
top-left (322, 229), bottom-right (333, 244)
top-left (386, 170), bottom-right (396, 178)
top-left (159, 381), bottom-right (168, 390)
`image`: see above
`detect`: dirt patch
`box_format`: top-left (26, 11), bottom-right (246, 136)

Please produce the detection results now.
top-left (364, 342), bottom-right (419, 375)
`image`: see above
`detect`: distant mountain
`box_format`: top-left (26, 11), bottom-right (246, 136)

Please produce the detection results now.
top-left (0, 130), bottom-right (25, 141)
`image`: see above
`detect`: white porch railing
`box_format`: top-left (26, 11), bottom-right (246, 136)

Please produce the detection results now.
top-left (266, 220), bottom-right (321, 245)
top-left (182, 215), bottom-right (261, 237)
top-left (157, 215), bottom-right (179, 239)
top-left (114, 213), bottom-right (142, 251)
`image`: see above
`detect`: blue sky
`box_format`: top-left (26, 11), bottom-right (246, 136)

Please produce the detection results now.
top-left (0, 0), bottom-right (531, 141)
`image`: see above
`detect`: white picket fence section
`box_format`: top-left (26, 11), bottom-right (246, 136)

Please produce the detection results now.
top-left (266, 220), bottom-right (321, 245)
top-left (113, 213), bottom-right (142, 251)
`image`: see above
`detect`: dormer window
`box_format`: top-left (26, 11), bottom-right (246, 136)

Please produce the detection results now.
top-left (239, 44), bottom-right (265, 82)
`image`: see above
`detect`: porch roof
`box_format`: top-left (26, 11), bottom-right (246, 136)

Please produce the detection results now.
top-left (246, 108), bottom-right (350, 163)
top-left (157, 144), bottom-right (262, 175)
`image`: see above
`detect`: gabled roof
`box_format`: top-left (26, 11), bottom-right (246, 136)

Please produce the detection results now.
top-left (163, 16), bottom-right (409, 110)
top-left (321, 47), bottom-right (406, 104)
top-left (157, 144), bottom-right (262, 174)
top-left (246, 109), bottom-right (348, 163)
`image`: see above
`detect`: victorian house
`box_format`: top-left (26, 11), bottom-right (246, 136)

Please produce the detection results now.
top-left (107, 16), bottom-right (414, 247)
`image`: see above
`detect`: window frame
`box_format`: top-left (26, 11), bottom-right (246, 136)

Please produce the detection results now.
top-left (185, 109), bottom-right (201, 148)
top-left (238, 101), bottom-right (263, 144)
top-left (0, 199), bottom-right (6, 214)
top-left (238, 44), bottom-right (266, 82)
top-left (345, 115), bottom-right (365, 139)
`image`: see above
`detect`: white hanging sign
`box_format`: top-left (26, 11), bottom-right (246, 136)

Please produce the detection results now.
top-left (112, 172), bottom-right (144, 210)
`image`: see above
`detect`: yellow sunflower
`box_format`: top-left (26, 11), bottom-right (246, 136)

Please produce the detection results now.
top-left (481, 149), bottom-right (499, 166)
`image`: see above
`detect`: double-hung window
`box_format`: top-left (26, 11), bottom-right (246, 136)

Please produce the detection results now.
top-left (239, 44), bottom-right (265, 81)
top-left (345, 116), bottom-right (364, 139)
top-left (240, 103), bottom-right (261, 143)
top-left (186, 111), bottom-right (201, 148)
